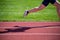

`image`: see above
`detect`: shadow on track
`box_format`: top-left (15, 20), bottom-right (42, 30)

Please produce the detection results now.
top-left (0, 24), bottom-right (60, 34)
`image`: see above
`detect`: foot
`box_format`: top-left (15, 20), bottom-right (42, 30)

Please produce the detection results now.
top-left (24, 10), bottom-right (29, 17)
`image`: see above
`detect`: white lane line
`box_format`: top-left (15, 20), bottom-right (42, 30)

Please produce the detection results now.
top-left (0, 33), bottom-right (60, 35)
top-left (0, 27), bottom-right (60, 28)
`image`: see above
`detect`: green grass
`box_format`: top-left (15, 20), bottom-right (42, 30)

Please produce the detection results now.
top-left (0, 0), bottom-right (60, 22)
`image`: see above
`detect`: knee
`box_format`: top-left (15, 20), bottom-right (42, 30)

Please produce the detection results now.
top-left (53, 1), bottom-right (60, 6)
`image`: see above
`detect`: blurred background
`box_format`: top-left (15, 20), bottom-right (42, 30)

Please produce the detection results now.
top-left (0, 0), bottom-right (60, 22)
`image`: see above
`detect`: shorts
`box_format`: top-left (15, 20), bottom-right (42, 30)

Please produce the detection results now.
top-left (42, 0), bottom-right (56, 6)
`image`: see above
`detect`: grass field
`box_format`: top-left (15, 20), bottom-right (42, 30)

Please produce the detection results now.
top-left (0, 0), bottom-right (60, 22)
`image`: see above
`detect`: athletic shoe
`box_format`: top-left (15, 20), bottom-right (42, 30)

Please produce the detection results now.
top-left (24, 10), bottom-right (29, 17)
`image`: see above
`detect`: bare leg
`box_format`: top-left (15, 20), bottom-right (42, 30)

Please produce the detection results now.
top-left (24, 4), bottom-right (46, 17)
top-left (29, 4), bottom-right (46, 13)
top-left (53, 1), bottom-right (60, 20)
top-left (24, 0), bottom-right (50, 17)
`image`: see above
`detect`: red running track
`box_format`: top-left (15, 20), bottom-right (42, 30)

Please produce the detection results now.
top-left (0, 22), bottom-right (60, 40)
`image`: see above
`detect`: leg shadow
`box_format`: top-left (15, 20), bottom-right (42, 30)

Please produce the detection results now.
top-left (0, 26), bottom-right (32, 34)
top-left (0, 24), bottom-right (60, 34)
